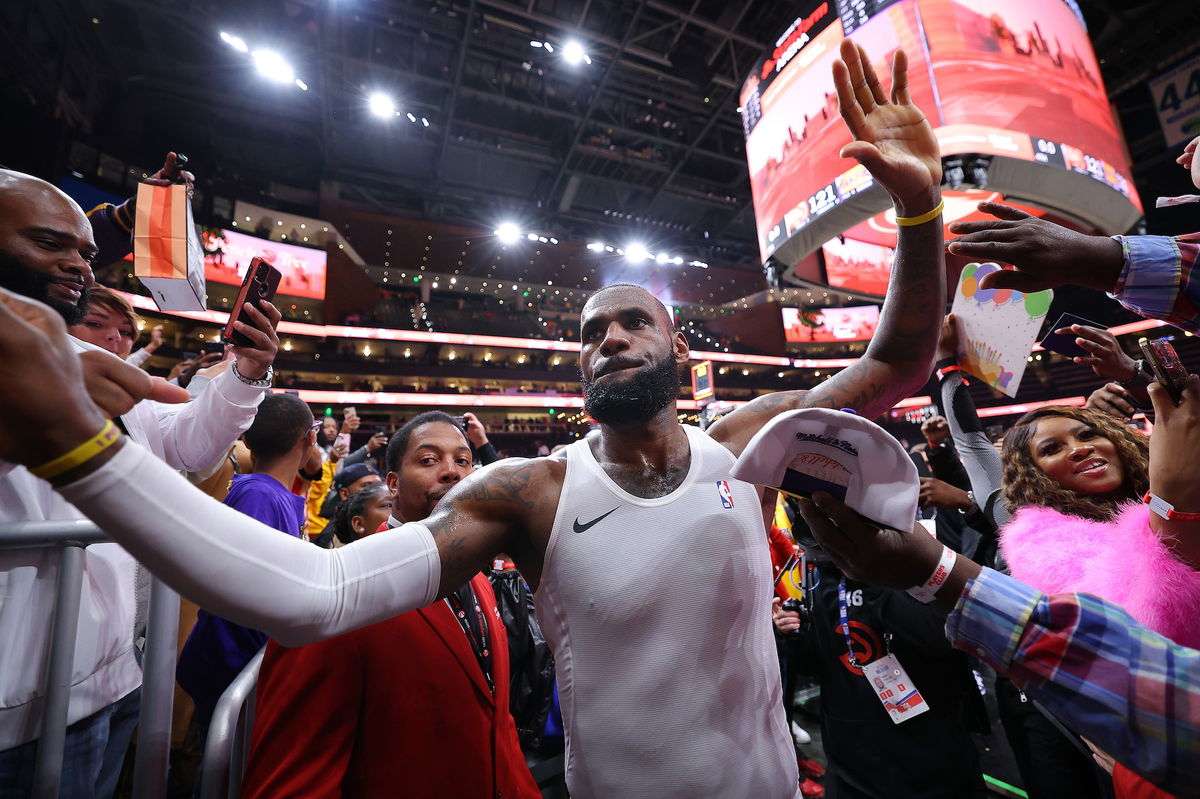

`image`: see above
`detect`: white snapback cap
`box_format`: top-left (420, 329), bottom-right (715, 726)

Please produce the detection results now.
top-left (731, 407), bottom-right (919, 532)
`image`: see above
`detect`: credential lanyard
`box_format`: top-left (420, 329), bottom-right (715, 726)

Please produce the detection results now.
top-left (445, 584), bottom-right (494, 693)
top-left (837, 577), bottom-right (860, 669)
top-left (838, 577), bottom-right (891, 671)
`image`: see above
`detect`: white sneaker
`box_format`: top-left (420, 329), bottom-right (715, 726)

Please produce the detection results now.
top-left (791, 721), bottom-right (811, 745)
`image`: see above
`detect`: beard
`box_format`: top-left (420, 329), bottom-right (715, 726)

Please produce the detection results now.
top-left (581, 351), bottom-right (681, 427)
top-left (0, 248), bottom-right (91, 325)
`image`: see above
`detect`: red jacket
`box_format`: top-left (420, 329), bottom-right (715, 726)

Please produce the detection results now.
top-left (240, 572), bottom-right (539, 798)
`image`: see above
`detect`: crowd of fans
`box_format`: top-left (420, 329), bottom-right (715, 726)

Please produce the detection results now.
top-left (1, 39), bottom-right (1199, 799)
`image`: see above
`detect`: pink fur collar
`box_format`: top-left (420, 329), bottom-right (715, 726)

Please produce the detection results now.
top-left (1001, 502), bottom-right (1200, 649)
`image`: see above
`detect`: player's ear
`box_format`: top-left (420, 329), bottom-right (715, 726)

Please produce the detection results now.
top-left (673, 330), bottom-right (690, 365)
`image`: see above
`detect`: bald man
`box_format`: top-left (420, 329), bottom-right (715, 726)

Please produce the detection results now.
top-left (0, 43), bottom-right (953, 799)
top-left (0, 170), bottom-right (280, 799)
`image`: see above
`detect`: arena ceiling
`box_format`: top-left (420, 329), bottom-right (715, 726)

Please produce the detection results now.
top-left (3, 0), bottom-right (1199, 282)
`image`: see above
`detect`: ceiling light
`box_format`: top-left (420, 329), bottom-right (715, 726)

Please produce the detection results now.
top-left (421, 117), bottom-right (429, 127)
top-left (294, 78), bottom-right (308, 91)
top-left (251, 49), bottom-right (295, 84)
top-left (368, 92), bottom-right (397, 118)
top-left (563, 41), bottom-right (587, 65)
top-left (530, 40), bottom-right (544, 48)
top-left (495, 223), bottom-right (520, 244)
top-left (587, 241), bottom-right (605, 252)
top-left (655, 253), bottom-right (671, 264)
top-left (219, 31), bottom-right (248, 52)
top-left (626, 243), bottom-right (650, 263)
top-left (406, 112), bottom-right (417, 123)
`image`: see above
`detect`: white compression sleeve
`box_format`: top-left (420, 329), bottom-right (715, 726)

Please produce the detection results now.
top-left (57, 441), bottom-right (441, 646)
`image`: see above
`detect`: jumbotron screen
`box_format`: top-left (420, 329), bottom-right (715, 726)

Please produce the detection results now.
top-left (742, 0), bottom-right (1141, 264)
top-left (782, 304), bottom-right (880, 343)
top-left (201, 228), bottom-right (327, 300)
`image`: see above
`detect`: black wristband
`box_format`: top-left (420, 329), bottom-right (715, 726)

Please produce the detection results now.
top-left (298, 467), bottom-right (323, 482)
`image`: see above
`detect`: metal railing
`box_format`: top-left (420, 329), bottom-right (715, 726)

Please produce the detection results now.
top-left (0, 520), bottom-right (179, 799)
top-left (199, 649), bottom-right (263, 799)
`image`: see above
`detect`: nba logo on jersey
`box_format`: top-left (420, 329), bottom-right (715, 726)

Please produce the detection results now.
top-left (716, 481), bottom-right (735, 509)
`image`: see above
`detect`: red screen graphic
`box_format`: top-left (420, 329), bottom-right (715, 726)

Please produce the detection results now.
top-left (742, 0), bottom-right (1139, 263)
top-left (202, 228), bottom-right (327, 300)
top-left (783, 305), bottom-right (880, 343)
top-left (822, 237), bottom-right (894, 297)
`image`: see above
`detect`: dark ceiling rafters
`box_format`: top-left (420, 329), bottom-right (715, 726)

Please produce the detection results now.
top-left (9, 0), bottom-right (1200, 286)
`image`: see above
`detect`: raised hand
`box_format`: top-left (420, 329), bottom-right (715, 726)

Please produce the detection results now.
top-left (1146, 376), bottom-right (1200, 568)
top-left (1177, 136), bottom-right (1200, 189)
top-left (143, 151), bottom-right (196, 191)
top-left (833, 40), bottom-right (941, 214)
top-left (0, 287), bottom-right (186, 468)
top-left (936, 313), bottom-right (960, 362)
top-left (1085, 382), bottom-right (1136, 420)
top-left (946, 202), bottom-right (1123, 293)
top-left (1061, 324), bottom-right (1138, 382)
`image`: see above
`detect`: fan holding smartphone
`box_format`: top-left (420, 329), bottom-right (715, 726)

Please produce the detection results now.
top-left (221, 256), bottom-right (284, 386)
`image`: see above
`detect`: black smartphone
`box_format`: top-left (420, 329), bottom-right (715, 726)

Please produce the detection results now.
top-left (452, 415), bottom-right (468, 429)
top-left (1039, 313), bottom-right (1107, 359)
top-left (200, 341), bottom-right (225, 357)
top-left (1141, 338), bottom-right (1189, 405)
top-left (222, 257), bottom-right (282, 348)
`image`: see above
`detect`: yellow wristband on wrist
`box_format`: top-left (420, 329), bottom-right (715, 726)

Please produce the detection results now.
top-left (29, 420), bottom-right (121, 480)
top-left (894, 198), bottom-right (945, 227)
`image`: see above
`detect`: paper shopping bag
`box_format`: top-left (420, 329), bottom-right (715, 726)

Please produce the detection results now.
top-left (133, 183), bottom-right (206, 311)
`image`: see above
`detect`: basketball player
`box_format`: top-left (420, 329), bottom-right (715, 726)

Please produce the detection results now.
top-left (0, 41), bottom-right (947, 798)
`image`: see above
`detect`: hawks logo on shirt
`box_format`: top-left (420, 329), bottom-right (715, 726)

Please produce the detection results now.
top-left (716, 480), bottom-right (735, 509)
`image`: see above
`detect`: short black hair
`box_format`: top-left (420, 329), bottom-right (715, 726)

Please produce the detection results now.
top-left (384, 410), bottom-right (468, 473)
top-left (242, 393), bottom-right (314, 463)
top-left (587, 282), bottom-right (674, 330)
top-left (331, 481), bottom-right (389, 545)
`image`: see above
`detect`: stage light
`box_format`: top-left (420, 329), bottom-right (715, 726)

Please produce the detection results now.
top-left (530, 40), bottom-right (544, 48)
top-left (587, 241), bottom-right (605, 252)
top-left (495, 223), bottom-right (520, 244)
top-left (368, 92), bottom-right (397, 119)
top-left (294, 78), bottom-right (308, 91)
top-left (252, 49), bottom-right (295, 84)
top-left (220, 31), bottom-right (248, 52)
top-left (563, 41), bottom-right (588, 65)
top-left (421, 117), bottom-right (429, 127)
top-left (626, 243), bottom-right (650, 263)
top-left (655, 253), bottom-right (671, 264)
top-left (526, 232), bottom-right (540, 241)
top-left (406, 112), bottom-right (417, 123)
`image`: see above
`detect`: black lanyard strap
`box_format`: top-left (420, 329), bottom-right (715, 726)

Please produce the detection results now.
top-left (445, 583), bottom-right (494, 693)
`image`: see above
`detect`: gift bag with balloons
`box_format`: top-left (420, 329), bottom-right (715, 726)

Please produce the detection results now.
top-left (949, 262), bottom-right (1053, 398)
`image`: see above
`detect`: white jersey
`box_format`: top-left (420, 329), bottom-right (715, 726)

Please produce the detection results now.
top-left (536, 425), bottom-right (799, 798)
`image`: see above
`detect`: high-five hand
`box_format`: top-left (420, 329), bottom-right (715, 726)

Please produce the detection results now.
top-left (832, 40), bottom-right (941, 214)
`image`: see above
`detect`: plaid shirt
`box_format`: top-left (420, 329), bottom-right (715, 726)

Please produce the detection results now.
top-left (1112, 233), bottom-right (1200, 332)
top-left (946, 568), bottom-right (1200, 796)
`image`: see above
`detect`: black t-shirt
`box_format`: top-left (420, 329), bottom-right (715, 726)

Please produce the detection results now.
top-left (793, 566), bottom-right (985, 799)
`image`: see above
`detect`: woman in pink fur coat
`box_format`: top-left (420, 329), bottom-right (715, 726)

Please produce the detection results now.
top-left (998, 399), bottom-right (1200, 650)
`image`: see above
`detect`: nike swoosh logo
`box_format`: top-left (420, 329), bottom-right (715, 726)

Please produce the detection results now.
top-left (573, 507), bottom-right (618, 534)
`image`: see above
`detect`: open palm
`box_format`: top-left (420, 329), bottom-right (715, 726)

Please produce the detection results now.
top-left (833, 40), bottom-right (941, 211)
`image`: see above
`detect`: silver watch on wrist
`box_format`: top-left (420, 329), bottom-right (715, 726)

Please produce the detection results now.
top-left (231, 361), bottom-right (274, 388)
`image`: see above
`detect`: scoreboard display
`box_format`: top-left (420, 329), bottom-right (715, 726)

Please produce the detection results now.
top-left (742, 0), bottom-right (1141, 270)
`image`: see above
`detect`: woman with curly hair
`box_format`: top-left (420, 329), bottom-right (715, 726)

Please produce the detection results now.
top-left (995, 404), bottom-right (1200, 650)
top-left (935, 314), bottom-right (1200, 799)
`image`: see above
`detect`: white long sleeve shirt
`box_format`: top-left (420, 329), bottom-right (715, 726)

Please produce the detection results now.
top-left (0, 338), bottom-right (265, 750)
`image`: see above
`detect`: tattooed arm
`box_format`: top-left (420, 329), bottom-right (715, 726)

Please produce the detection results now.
top-left (421, 456), bottom-right (563, 594)
top-left (710, 40), bottom-right (945, 455)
